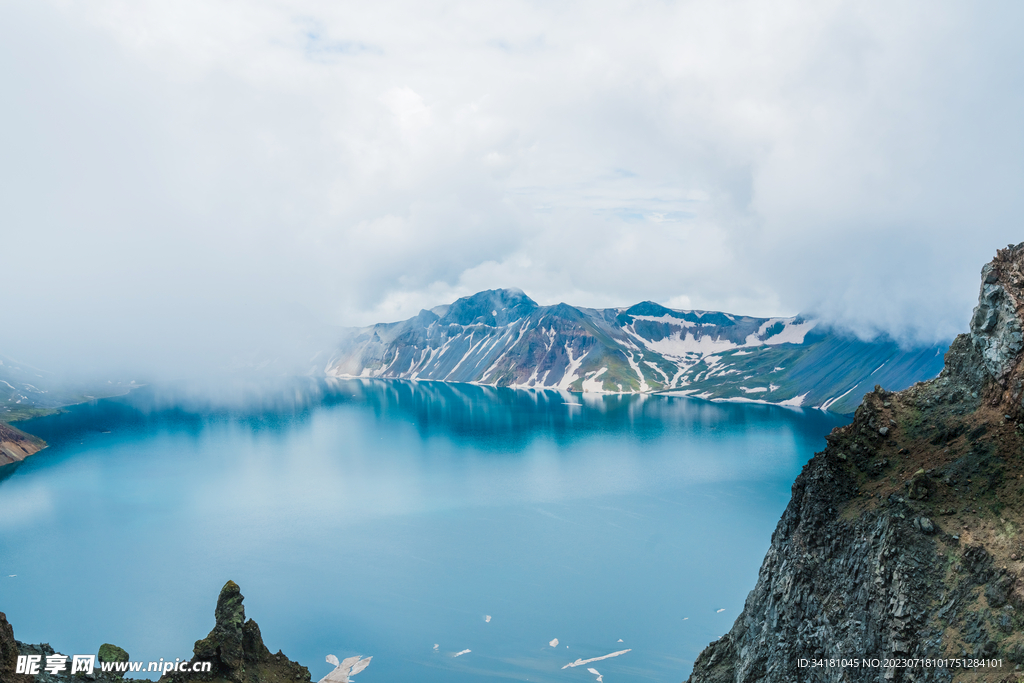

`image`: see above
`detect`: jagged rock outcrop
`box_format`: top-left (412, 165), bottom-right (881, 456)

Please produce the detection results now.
top-left (686, 244), bottom-right (1024, 682)
top-left (0, 612), bottom-right (32, 683)
top-left (160, 580), bottom-right (311, 683)
top-left (1, 612), bottom-right (136, 683)
top-left (972, 262), bottom-right (1024, 382)
top-left (0, 422), bottom-right (45, 467)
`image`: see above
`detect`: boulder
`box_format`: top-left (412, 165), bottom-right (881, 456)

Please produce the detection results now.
top-left (99, 643), bottom-right (130, 678)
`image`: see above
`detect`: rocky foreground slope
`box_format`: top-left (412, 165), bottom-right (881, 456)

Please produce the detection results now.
top-left (687, 245), bottom-right (1024, 682)
top-left (0, 582), bottom-right (312, 683)
top-left (327, 289), bottom-right (945, 413)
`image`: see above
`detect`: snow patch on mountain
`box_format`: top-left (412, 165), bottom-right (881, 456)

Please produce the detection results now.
top-left (641, 330), bottom-right (740, 357)
top-left (581, 367), bottom-right (609, 393)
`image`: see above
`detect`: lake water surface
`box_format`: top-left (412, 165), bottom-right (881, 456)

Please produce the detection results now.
top-left (0, 380), bottom-right (846, 682)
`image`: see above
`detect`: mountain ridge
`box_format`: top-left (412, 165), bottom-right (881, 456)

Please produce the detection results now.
top-left (325, 289), bottom-right (948, 414)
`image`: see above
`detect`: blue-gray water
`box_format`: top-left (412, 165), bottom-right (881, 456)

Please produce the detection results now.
top-left (0, 380), bottom-right (846, 682)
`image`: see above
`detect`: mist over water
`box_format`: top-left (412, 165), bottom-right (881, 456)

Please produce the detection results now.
top-left (0, 380), bottom-right (846, 682)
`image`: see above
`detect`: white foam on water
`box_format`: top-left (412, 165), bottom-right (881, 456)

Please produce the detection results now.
top-left (318, 654), bottom-right (372, 683)
top-left (561, 649), bottom-right (631, 669)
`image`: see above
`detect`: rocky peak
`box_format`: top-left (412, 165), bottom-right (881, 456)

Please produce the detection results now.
top-left (970, 244), bottom-right (1024, 411)
top-left (212, 580), bottom-right (246, 630)
top-left (971, 243), bottom-right (1024, 380)
top-left (161, 580), bottom-right (310, 683)
top-left (439, 288), bottom-right (538, 327)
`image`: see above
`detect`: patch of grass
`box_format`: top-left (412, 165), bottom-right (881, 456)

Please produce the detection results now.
top-left (0, 406), bottom-right (57, 422)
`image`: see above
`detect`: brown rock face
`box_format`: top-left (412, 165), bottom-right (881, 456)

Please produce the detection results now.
top-left (0, 422), bottom-right (46, 467)
top-left (0, 612), bottom-right (33, 683)
top-left (160, 581), bottom-right (310, 683)
top-left (686, 245), bottom-right (1024, 683)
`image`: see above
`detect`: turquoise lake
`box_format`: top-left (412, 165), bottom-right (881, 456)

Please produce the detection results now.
top-left (0, 380), bottom-right (846, 682)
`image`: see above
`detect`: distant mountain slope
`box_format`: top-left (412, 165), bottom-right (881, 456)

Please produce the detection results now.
top-left (0, 352), bottom-right (137, 422)
top-left (325, 289), bottom-right (948, 413)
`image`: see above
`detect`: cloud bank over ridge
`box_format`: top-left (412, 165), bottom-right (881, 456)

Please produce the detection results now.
top-left (2, 0), bottom-right (1023, 379)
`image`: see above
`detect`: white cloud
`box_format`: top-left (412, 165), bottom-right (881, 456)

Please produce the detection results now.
top-left (2, 0), bottom-right (1022, 379)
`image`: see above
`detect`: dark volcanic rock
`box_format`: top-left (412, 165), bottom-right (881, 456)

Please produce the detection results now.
top-left (98, 643), bottom-right (130, 678)
top-left (687, 244), bottom-right (1024, 683)
top-left (1, 613), bottom-right (134, 683)
top-left (0, 583), bottom-right (309, 683)
top-left (0, 612), bottom-right (32, 683)
top-left (160, 581), bottom-right (311, 683)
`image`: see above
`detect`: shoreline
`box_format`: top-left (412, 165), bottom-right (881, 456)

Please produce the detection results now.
top-left (0, 385), bottom-right (139, 468)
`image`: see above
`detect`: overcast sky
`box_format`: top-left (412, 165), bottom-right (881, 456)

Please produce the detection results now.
top-left (3, 0), bottom-right (1023, 378)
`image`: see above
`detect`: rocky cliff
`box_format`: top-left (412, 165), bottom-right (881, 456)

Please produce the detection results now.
top-left (0, 422), bottom-right (45, 468)
top-left (0, 612), bottom-right (32, 683)
top-left (686, 244), bottom-right (1024, 682)
top-left (327, 289), bottom-right (946, 413)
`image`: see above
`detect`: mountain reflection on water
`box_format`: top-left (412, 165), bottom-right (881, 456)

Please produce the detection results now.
top-left (1, 379), bottom-right (847, 682)
top-left (326, 378), bottom-right (833, 448)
